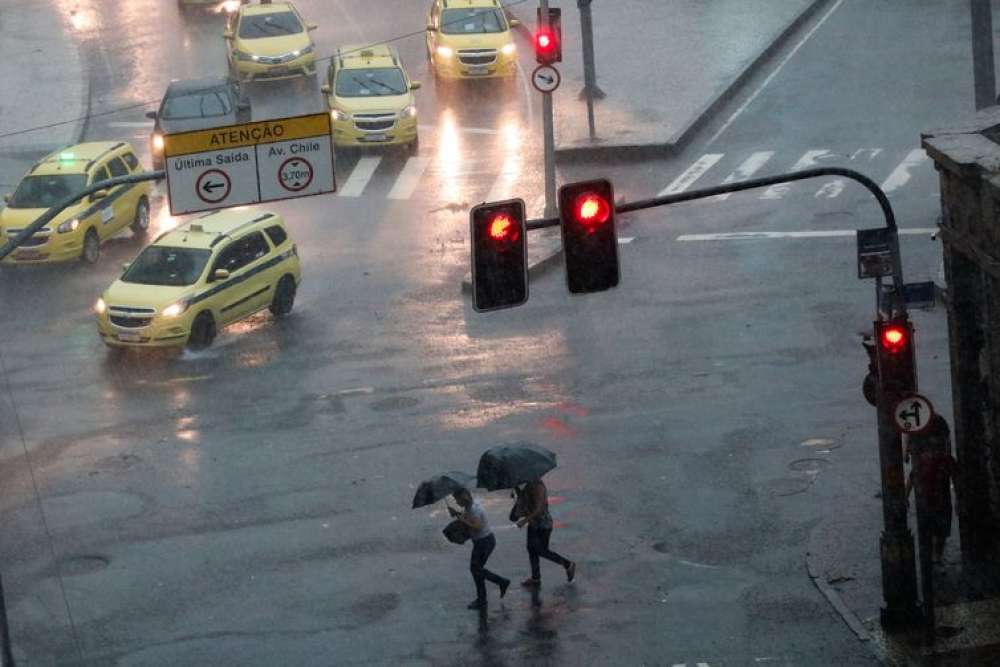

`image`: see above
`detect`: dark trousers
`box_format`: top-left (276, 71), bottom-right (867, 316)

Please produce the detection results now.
top-left (470, 534), bottom-right (505, 600)
top-left (527, 526), bottom-right (570, 580)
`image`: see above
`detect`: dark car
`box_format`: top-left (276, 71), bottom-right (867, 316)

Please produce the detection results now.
top-left (147, 78), bottom-right (250, 170)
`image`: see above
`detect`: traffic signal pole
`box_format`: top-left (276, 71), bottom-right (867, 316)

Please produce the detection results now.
top-left (971, 0), bottom-right (997, 110)
top-left (539, 0), bottom-right (558, 218)
top-left (520, 165), bottom-right (922, 630)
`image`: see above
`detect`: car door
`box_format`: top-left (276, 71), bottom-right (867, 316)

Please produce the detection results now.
top-left (210, 232), bottom-right (271, 324)
top-left (105, 156), bottom-right (135, 234)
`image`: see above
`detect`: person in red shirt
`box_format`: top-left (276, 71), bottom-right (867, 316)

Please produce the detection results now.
top-left (906, 415), bottom-right (958, 564)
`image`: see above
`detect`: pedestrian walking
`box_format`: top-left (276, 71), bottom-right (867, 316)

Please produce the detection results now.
top-left (906, 415), bottom-right (958, 564)
top-left (511, 478), bottom-right (576, 587)
top-left (450, 488), bottom-right (510, 609)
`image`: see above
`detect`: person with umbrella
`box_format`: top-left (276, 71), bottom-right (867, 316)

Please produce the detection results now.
top-left (477, 444), bottom-right (576, 588)
top-left (450, 488), bottom-right (511, 609)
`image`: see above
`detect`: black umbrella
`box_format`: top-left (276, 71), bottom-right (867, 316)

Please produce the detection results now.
top-left (476, 444), bottom-right (557, 491)
top-left (412, 471), bottom-right (476, 509)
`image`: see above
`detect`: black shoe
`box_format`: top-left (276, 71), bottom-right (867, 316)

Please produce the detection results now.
top-left (467, 599), bottom-right (486, 610)
top-left (499, 579), bottom-right (510, 598)
top-left (566, 561), bottom-right (576, 582)
top-left (521, 578), bottom-right (541, 588)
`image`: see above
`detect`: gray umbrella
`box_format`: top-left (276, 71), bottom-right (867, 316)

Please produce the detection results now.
top-left (476, 444), bottom-right (557, 491)
top-left (412, 471), bottom-right (476, 509)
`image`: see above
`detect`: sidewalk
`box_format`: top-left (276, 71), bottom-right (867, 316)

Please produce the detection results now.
top-left (507, 0), bottom-right (826, 160)
top-left (0, 0), bottom-right (89, 189)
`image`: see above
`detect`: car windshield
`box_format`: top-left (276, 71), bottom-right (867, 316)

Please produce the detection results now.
top-left (122, 246), bottom-right (211, 287)
top-left (162, 90), bottom-right (232, 119)
top-left (7, 174), bottom-right (87, 209)
top-left (440, 8), bottom-right (505, 34)
top-left (238, 11), bottom-right (303, 38)
top-left (335, 68), bottom-right (408, 97)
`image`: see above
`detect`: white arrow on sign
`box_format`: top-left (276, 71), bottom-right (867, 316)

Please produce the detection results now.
top-left (893, 393), bottom-right (935, 434)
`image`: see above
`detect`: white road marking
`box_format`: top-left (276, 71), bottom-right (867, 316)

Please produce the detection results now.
top-left (659, 153), bottom-right (724, 196)
top-left (707, 0), bottom-right (847, 146)
top-left (618, 237), bottom-right (635, 244)
top-left (387, 157), bottom-right (431, 200)
top-left (850, 148), bottom-right (883, 161)
top-left (677, 228), bottom-right (937, 242)
top-left (881, 148), bottom-right (929, 193)
top-left (761, 149), bottom-right (831, 199)
top-left (337, 156), bottom-right (382, 198)
top-left (711, 151), bottom-right (774, 201)
top-left (108, 121), bottom-right (154, 128)
top-left (814, 180), bottom-right (845, 198)
top-left (486, 155), bottom-right (519, 202)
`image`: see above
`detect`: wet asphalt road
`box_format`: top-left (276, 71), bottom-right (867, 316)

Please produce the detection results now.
top-left (0, 0), bottom-right (968, 664)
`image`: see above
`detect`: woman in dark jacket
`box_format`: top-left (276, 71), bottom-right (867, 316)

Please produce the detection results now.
top-left (511, 478), bottom-right (576, 587)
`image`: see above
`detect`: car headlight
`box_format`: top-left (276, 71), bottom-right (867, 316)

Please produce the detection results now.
top-left (160, 300), bottom-right (190, 318)
top-left (57, 218), bottom-right (80, 234)
top-left (94, 297), bottom-right (106, 315)
top-left (234, 50), bottom-right (254, 62)
top-left (152, 133), bottom-right (164, 152)
top-left (330, 109), bottom-right (349, 122)
top-left (293, 45), bottom-right (314, 57)
top-left (436, 45), bottom-right (454, 59)
top-left (401, 104), bottom-right (417, 119)
top-left (501, 43), bottom-right (517, 57)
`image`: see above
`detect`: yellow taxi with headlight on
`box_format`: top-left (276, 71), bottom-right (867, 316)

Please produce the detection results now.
top-left (0, 142), bottom-right (151, 266)
top-left (225, 1), bottom-right (318, 82)
top-left (425, 0), bottom-right (520, 80)
top-left (95, 208), bottom-right (301, 350)
top-left (321, 45), bottom-right (420, 151)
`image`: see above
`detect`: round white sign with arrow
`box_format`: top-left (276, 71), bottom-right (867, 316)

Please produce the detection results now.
top-left (531, 65), bottom-right (561, 94)
top-left (892, 393), bottom-right (935, 434)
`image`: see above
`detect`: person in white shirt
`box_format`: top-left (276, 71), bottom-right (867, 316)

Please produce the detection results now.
top-left (451, 489), bottom-right (511, 609)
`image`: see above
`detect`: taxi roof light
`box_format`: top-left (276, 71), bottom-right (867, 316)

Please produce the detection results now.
top-left (59, 152), bottom-right (75, 161)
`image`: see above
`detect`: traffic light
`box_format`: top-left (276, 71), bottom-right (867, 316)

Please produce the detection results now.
top-left (558, 179), bottom-right (619, 294)
top-left (874, 318), bottom-right (916, 395)
top-left (535, 7), bottom-right (562, 64)
top-left (470, 199), bottom-right (528, 312)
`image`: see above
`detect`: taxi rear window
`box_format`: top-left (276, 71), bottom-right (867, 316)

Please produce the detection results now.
top-left (440, 8), bottom-right (505, 34)
top-left (239, 11), bottom-right (303, 38)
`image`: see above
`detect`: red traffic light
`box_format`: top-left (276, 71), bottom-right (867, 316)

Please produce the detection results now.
top-left (489, 213), bottom-right (520, 243)
top-left (574, 193), bottom-right (611, 227)
top-left (880, 324), bottom-right (907, 353)
top-left (536, 32), bottom-right (553, 49)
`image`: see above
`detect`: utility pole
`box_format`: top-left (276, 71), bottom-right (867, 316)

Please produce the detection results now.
top-left (540, 0), bottom-right (558, 218)
top-left (577, 0), bottom-right (605, 140)
top-left (971, 0), bottom-right (997, 109)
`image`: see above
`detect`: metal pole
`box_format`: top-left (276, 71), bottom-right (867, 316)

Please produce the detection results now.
top-left (0, 573), bottom-right (14, 667)
top-left (540, 0), bottom-right (558, 218)
top-left (971, 0), bottom-right (997, 109)
top-left (577, 0), bottom-right (605, 140)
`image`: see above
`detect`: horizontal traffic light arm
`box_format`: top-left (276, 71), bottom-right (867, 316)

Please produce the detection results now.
top-left (525, 166), bottom-right (908, 315)
top-left (0, 170), bottom-right (167, 261)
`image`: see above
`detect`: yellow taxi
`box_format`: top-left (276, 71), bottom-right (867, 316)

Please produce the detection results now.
top-left (225, 1), bottom-right (318, 82)
top-left (0, 142), bottom-right (152, 265)
top-left (425, 0), bottom-right (520, 80)
top-left (320, 45), bottom-right (421, 151)
top-left (95, 208), bottom-right (301, 350)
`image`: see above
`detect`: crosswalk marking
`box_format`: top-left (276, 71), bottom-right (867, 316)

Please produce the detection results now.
top-left (881, 148), bottom-right (928, 193)
top-left (711, 151), bottom-right (774, 201)
top-left (677, 228), bottom-right (937, 242)
top-left (387, 157), bottom-right (430, 200)
top-left (760, 149), bottom-right (831, 199)
top-left (337, 156), bottom-right (382, 198)
top-left (659, 153), bottom-right (724, 196)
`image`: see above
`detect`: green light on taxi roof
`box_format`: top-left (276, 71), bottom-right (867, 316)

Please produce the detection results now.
top-left (59, 152), bottom-right (75, 161)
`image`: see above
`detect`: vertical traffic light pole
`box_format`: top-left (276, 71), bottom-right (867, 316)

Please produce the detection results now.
top-left (514, 166), bottom-right (921, 629)
top-left (539, 0), bottom-right (558, 218)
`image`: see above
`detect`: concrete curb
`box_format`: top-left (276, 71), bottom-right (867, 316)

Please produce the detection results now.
top-left (547, 0), bottom-right (832, 162)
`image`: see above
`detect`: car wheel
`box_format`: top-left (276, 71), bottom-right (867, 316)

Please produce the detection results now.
top-left (81, 229), bottom-right (101, 265)
top-left (269, 275), bottom-right (296, 317)
top-left (188, 312), bottom-right (217, 349)
top-left (131, 197), bottom-right (150, 235)
top-left (407, 136), bottom-right (420, 155)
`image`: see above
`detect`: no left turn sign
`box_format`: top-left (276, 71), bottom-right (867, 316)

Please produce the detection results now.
top-left (278, 157), bottom-right (314, 192)
top-left (893, 393), bottom-right (935, 434)
top-left (196, 169), bottom-right (231, 204)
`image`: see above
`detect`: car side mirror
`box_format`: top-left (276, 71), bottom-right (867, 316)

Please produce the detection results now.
top-left (509, 18), bottom-right (521, 28)
top-left (145, 110), bottom-right (157, 120)
top-left (91, 189), bottom-right (109, 201)
top-left (320, 84), bottom-right (332, 94)
top-left (213, 268), bottom-right (230, 282)
top-left (410, 81), bottom-right (422, 91)
top-left (307, 22), bottom-right (318, 31)
top-left (224, 29), bottom-right (234, 39)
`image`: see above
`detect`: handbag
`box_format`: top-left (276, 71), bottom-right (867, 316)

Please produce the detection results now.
top-left (443, 519), bottom-right (472, 545)
top-left (509, 489), bottom-right (526, 522)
